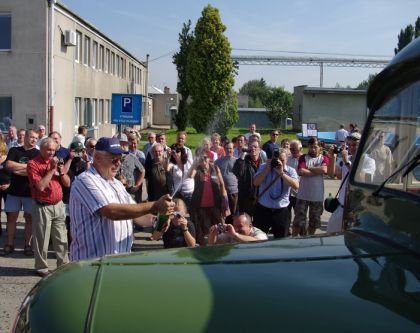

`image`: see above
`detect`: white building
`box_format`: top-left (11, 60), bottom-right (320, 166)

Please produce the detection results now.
top-left (0, 0), bottom-right (150, 144)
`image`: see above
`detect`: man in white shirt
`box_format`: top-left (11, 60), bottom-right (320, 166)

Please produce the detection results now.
top-left (244, 123), bottom-right (261, 142)
top-left (335, 124), bottom-right (349, 145)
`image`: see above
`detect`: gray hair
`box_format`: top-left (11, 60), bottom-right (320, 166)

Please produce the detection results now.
top-left (290, 139), bottom-right (302, 150)
top-left (39, 137), bottom-right (56, 148)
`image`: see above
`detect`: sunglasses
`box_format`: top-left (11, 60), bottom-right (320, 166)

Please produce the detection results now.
top-left (88, 145), bottom-right (95, 149)
top-left (106, 156), bottom-right (123, 165)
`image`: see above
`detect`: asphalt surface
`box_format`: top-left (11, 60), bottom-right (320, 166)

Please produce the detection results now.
top-left (0, 178), bottom-right (339, 333)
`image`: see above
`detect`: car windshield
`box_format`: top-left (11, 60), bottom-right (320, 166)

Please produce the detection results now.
top-left (354, 80), bottom-right (420, 196)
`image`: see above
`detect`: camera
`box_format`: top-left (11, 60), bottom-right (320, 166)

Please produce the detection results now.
top-left (242, 148), bottom-right (249, 153)
top-left (333, 146), bottom-right (343, 154)
top-left (57, 158), bottom-right (64, 165)
top-left (74, 152), bottom-right (83, 157)
top-left (174, 212), bottom-right (182, 219)
top-left (216, 223), bottom-right (226, 234)
top-left (271, 148), bottom-right (280, 168)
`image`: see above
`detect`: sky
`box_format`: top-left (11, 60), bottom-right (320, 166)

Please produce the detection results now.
top-left (61, 0), bottom-right (420, 93)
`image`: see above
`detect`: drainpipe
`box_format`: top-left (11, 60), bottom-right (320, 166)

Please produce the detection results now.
top-left (145, 54), bottom-right (149, 128)
top-left (47, 0), bottom-right (56, 133)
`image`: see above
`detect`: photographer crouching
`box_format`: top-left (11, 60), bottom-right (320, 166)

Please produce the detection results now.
top-left (253, 148), bottom-right (299, 238)
top-left (208, 213), bottom-right (268, 245)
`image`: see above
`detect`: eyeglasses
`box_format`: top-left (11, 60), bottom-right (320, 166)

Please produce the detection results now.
top-left (105, 156), bottom-right (123, 165)
top-left (271, 133), bottom-right (279, 136)
top-left (88, 145), bottom-right (95, 149)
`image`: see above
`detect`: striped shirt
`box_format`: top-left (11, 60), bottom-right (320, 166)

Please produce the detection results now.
top-left (69, 166), bottom-right (134, 261)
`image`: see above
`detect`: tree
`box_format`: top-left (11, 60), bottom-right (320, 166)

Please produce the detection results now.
top-left (238, 78), bottom-right (269, 108)
top-left (357, 73), bottom-right (377, 89)
top-left (172, 20), bottom-right (194, 130)
top-left (262, 87), bottom-right (293, 129)
top-left (394, 17), bottom-right (420, 55)
top-left (210, 90), bottom-right (239, 136)
top-left (186, 5), bottom-right (236, 133)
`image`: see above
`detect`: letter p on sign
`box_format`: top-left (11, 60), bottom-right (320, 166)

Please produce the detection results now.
top-left (122, 96), bottom-right (133, 113)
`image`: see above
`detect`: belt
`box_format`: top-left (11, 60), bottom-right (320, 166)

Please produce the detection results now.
top-left (35, 200), bottom-right (59, 206)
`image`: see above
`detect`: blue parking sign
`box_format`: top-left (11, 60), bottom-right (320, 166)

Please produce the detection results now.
top-left (122, 96), bottom-right (133, 113)
top-left (111, 94), bottom-right (142, 125)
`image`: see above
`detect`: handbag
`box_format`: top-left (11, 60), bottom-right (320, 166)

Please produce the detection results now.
top-left (324, 172), bottom-right (349, 213)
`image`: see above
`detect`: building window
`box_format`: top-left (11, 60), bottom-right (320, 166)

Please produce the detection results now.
top-left (99, 45), bottom-right (104, 71)
top-left (105, 48), bottom-right (109, 73)
top-left (138, 68), bottom-right (142, 84)
top-left (0, 96), bottom-right (12, 130)
top-left (98, 99), bottom-right (104, 124)
top-left (105, 99), bottom-right (111, 123)
top-left (111, 51), bottom-right (115, 75)
top-left (136, 68), bottom-right (140, 84)
top-left (83, 98), bottom-right (91, 126)
top-left (92, 99), bottom-right (97, 126)
top-left (0, 13), bottom-right (11, 51)
top-left (74, 97), bottom-right (81, 127)
top-left (92, 41), bottom-right (98, 69)
top-left (116, 55), bottom-right (120, 77)
top-left (75, 31), bottom-right (82, 63)
top-left (83, 36), bottom-right (90, 66)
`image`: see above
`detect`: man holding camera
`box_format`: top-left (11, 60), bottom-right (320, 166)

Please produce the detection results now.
top-left (27, 138), bottom-right (70, 277)
top-left (208, 213), bottom-right (268, 245)
top-left (253, 148), bottom-right (299, 238)
top-left (326, 132), bottom-right (361, 233)
top-left (232, 141), bottom-right (263, 218)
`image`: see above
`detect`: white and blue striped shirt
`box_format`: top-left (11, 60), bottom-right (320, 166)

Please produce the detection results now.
top-left (70, 166), bottom-right (134, 261)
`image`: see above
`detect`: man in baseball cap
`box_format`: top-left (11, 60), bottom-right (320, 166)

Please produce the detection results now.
top-left (69, 137), bottom-right (175, 261)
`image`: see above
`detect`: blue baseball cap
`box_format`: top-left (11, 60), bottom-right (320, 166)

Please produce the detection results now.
top-left (95, 137), bottom-right (128, 154)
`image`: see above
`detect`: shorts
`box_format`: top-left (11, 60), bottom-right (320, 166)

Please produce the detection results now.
top-left (5, 194), bottom-right (33, 214)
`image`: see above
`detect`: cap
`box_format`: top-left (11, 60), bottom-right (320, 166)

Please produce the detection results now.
top-left (117, 133), bottom-right (128, 142)
top-left (95, 137), bottom-right (128, 154)
top-left (347, 132), bottom-right (361, 141)
top-left (69, 141), bottom-right (85, 152)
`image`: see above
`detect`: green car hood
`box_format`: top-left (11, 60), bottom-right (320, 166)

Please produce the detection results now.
top-left (22, 232), bottom-right (420, 333)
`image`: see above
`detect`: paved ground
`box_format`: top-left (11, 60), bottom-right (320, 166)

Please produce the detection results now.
top-left (0, 178), bottom-right (339, 333)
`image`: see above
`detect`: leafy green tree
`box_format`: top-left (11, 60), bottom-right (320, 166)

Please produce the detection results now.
top-left (238, 78), bottom-right (269, 108)
top-left (357, 73), bottom-right (377, 89)
top-left (187, 5), bottom-right (236, 133)
top-left (394, 17), bottom-right (420, 55)
top-left (211, 90), bottom-right (239, 136)
top-left (173, 20), bottom-right (194, 130)
top-left (262, 87), bottom-right (293, 128)
top-left (415, 16), bottom-right (420, 38)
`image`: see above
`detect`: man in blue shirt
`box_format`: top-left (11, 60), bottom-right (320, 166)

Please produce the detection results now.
top-left (262, 129), bottom-right (280, 159)
top-left (253, 148), bottom-right (299, 238)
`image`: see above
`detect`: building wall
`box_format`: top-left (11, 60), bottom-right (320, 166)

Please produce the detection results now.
top-left (235, 109), bottom-right (273, 129)
top-left (293, 86), bottom-right (367, 132)
top-left (0, 0), bottom-right (47, 130)
top-left (150, 93), bottom-right (177, 126)
top-left (0, 0), bottom-right (148, 144)
top-left (54, 4), bottom-right (147, 143)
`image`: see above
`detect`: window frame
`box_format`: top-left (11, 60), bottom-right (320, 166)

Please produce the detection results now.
top-left (0, 13), bottom-right (12, 51)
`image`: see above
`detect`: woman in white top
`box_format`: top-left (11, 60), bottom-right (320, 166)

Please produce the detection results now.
top-left (166, 146), bottom-right (194, 210)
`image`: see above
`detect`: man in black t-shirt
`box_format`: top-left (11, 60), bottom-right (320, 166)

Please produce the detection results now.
top-left (3, 129), bottom-right (39, 256)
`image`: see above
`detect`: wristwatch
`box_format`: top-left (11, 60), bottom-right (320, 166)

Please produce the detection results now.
top-left (345, 161), bottom-right (351, 167)
top-left (182, 228), bottom-right (188, 233)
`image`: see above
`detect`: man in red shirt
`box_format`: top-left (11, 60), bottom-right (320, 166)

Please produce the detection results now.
top-left (27, 138), bottom-right (70, 277)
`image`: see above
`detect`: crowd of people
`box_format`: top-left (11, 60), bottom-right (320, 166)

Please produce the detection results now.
top-left (0, 122), bottom-right (372, 277)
